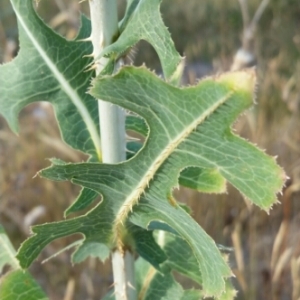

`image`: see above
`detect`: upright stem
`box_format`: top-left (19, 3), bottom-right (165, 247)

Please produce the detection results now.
top-left (88, 1), bottom-right (136, 299)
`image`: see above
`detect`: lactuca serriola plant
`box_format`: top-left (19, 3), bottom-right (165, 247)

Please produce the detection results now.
top-left (0, 0), bottom-right (285, 299)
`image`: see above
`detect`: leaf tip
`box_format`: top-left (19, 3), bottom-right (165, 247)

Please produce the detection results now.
top-left (7, 118), bottom-right (20, 136)
top-left (218, 68), bottom-right (257, 96)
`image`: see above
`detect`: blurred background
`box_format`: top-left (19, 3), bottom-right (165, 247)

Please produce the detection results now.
top-left (0, 0), bottom-right (300, 299)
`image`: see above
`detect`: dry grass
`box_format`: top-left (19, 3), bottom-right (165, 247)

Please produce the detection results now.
top-left (1, 0), bottom-right (300, 299)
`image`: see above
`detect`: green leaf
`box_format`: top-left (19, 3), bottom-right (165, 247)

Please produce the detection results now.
top-left (126, 117), bottom-right (226, 193)
top-left (135, 258), bottom-right (203, 300)
top-left (17, 195), bottom-right (114, 266)
top-left (15, 66), bottom-right (285, 297)
top-left (129, 196), bottom-right (230, 296)
top-left (0, 0), bottom-right (137, 218)
top-left (135, 257), bottom-right (152, 296)
top-left (89, 67), bottom-right (284, 210)
top-left (135, 258), bottom-right (183, 300)
top-left (64, 187), bottom-right (99, 217)
top-left (0, 0), bottom-right (186, 220)
top-left (0, 270), bottom-right (48, 300)
top-left (0, 226), bottom-right (48, 300)
top-left (126, 141), bottom-right (143, 159)
top-left (0, 225), bottom-right (19, 272)
top-left (135, 254), bottom-right (233, 300)
top-left (143, 271), bottom-right (184, 300)
top-left (119, 0), bottom-right (140, 32)
top-left (66, 116), bottom-right (147, 215)
top-left (179, 167), bottom-right (226, 193)
top-left (162, 233), bottom-right (202, 285)
top-left (218, 279), bottom-right (237, 300)
top-left (99, 0), bottom-right (183, 82)
top-left (0, 0), bottom-right (100, 159)
top-left (41, 240), bottom-right (82, 264)
top-left (131, 226), bottom-right (167, 270)
top-left (72, 242), bottom-right (110, 264)
top-left (181, 290), bottom-right (205, 300)
top-left (156, 231), bottom-right (236, 298)
top-left (126, 115), bottom-right (148, 137)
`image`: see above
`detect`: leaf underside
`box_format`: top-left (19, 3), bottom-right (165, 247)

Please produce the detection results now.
top-left (1, 0), bottom-right (286, 298)
top-left (16, 66), bottom-right (284, 297)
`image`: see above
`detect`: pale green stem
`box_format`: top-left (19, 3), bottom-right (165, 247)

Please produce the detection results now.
top-left (88, 1), bottom-right (136, 299)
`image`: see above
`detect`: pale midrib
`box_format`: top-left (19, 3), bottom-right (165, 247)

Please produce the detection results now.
top-left (13, 5), bottom-right (101, 158)
top-left (0, 236), bottom-right (19, 269)
top-left (114, 91), bottom-right (233, 242)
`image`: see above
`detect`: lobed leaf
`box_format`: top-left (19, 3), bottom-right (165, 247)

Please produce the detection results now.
top-left (0, 0), bottom-right (201, 218)
top-left (0, 0), bottom-right (100, 159)
top-left (89, 67), bottom-right (284, 210)
top-left (98, 0), bottom-right (184, 82)
top-left (2, 1), bottom-right (285, 298)
top-left (16, 66), bottom-right (285, 296)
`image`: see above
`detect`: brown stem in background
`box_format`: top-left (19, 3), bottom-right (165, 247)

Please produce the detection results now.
top-left (232, 0), bottom-right (270, 71)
